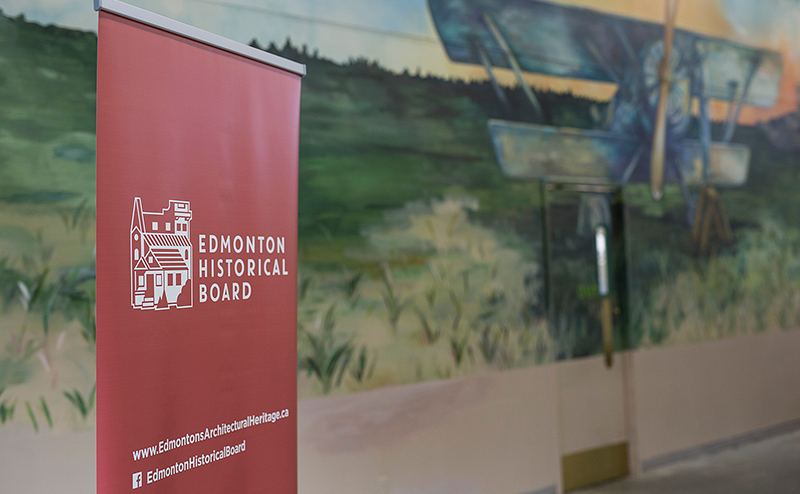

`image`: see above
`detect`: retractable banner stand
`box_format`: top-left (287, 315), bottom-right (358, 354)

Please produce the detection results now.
top-left (95, 1), bottom-right (304, 492)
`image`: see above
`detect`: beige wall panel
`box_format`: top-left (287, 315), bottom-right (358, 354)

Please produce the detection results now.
top-left (0, 426), bottom-right (95, 493)
top-left (555, 355), bottom-right (627, 455)
top-left (632, 329), bottom-right (800, 462)
top-left (298, 366), bottom-right (561, 494)
top-left (13, 332), bottom-right (800, 493)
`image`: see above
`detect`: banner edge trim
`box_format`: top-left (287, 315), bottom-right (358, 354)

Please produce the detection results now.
top-left (95, 0), bottom-right (306, 77)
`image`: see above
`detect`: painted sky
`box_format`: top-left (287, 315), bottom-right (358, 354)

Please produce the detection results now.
top-left (5, 0), bottom-right (800, 122)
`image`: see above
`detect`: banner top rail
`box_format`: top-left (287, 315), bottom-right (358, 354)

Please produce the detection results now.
top-left (94, 0), bottom-right (306, 76)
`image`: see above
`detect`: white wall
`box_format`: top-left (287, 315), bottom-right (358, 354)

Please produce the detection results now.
top-left (298, 366), bottom-right (562, 494)
top-left (631, 329), bottom-right (800, 467)
top-left (4, 329), bottom-right (800, 493)
top-left (298, 328), bottom-right (800, 493)
top-left (555, 355), bottom-right (627, 456)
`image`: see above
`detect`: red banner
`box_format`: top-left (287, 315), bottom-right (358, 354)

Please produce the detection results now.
top-left (96, 9), bottom-right (301, 493)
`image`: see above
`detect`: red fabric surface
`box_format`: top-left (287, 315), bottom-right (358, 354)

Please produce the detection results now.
top-left (97, 11), bottom-right (300, 493)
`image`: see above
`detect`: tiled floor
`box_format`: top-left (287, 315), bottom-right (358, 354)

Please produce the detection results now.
top-left (578, 429), bottom-right (800, 493)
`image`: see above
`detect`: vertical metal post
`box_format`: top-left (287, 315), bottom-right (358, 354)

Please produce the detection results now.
top-left (698, 94), bottom-right (712, 182)
top-left (596, 226), bottom-right (614, 367)
top-left (673, 154), bottom-right (697, 225)
top-left (540, 180), bottom-right (554, 335)
top-left (620, 187), bottom-right (633, 350)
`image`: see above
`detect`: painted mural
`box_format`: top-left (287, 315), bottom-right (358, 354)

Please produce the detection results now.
top-left (1, 0), bottom-right (800, 439)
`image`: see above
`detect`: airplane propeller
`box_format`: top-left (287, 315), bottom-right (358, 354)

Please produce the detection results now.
top-left (650, 0), bottom-right (680, 201)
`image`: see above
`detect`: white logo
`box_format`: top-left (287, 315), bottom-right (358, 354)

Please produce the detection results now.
top-left (132, 471), bottom-right (142, 489)
top-left (131, 198), bottom-right (193, 310)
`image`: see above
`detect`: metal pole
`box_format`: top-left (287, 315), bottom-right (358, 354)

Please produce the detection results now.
top-left (723, 58), bottom-right (761, 142)
top-left (474, 40), bottom-right (512, 112)
top-left (483, 12), bottom-right (544, 121)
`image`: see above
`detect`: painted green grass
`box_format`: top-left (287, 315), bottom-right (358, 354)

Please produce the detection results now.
top-left (0, 12), bottom-right (97, 207)
top-left (2, 11), bottom-right (800, 406)
top-left (628, 223), bottom-right (800, 346)
top-left (296, 196), bottom-right (553, 398)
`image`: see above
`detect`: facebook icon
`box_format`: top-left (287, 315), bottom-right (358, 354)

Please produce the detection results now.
top-left (132, 472), bottom-right (143, 489)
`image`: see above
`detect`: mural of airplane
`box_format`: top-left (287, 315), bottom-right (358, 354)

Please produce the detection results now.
top-left (427, 0), bottom-right (783, 230)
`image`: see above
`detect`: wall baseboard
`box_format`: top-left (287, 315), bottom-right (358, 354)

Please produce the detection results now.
top-left (641, 417), bottom-right (800, 472)
top-left (522, 485), bottom-right (557, 494)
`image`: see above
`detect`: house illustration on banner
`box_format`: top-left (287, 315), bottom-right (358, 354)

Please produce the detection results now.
top-left (130, 197), bottom-right (193, 310)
